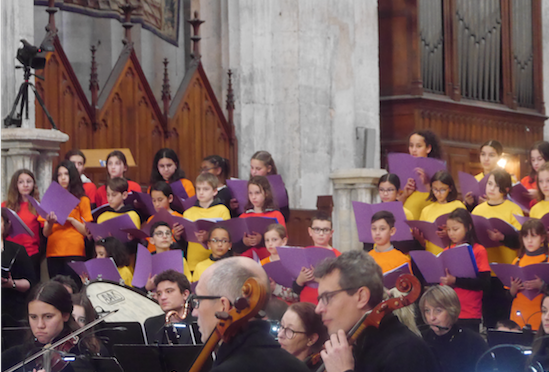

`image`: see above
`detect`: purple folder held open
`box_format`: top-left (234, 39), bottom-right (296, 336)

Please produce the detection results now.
top-left (85, 214), bottom-right (137, 242)
top-left (170, 181), bottom-right (189, 200)
top-left (68, 258), bottom-right (121, 282)
top-left (471, 215), bottom-right (519, 248)
top-left (410, 244), bottom-right (478, 284)
top-left (215, 217), bottom-right (278, 242)
top-left (131, 244), bottom-right (185, 287)
top-left (352, 201), bottom-right (413, 243)
top-left (490, 263), bottom-right (549, 300)
top-left (508, 183), bottom-right (532, 214)
top-left (515, 213), bottom-right (549, 230)
top-left (124, 192), bottom-right (156, 217)
top-left (226, 179), bottom-right (248, 215)
top-left (388, 153), bottom-right (446, 193)
top-left (182, 196), bottom-right (197, 211)
top-left (458, 172), bottom-right (489, 200)
top-left (382, 263), bottom-right (411, 289)
top-left (91, 204), bottom-right (111, 221)
top-left (171, 217), bottom-right (218, 243)
top-left (277, 246), bottom-right (336, 288)
top-left (123, 209), bottom-right (176, 240)
top-left (5, 208), bottom-right (34, 237)
top-left (263, 260), bottom-right (294, 288)
top-left (405, 214), bottom-right (450, 248)
top-left (27, 182), bottom-right (80, 225)
top-left (267, 175), bottom-right (288, 209)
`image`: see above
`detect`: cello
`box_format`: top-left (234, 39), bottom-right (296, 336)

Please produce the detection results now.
top-left (187, 277), bottom-right (268, 372)
top-left (312, 274), bottom-right (421, 372)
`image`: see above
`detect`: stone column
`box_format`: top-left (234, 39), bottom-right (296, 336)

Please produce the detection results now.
top-left (330, 169), bottom-right (387, 252)
top-left (2, 128), bottom-right (69, 200)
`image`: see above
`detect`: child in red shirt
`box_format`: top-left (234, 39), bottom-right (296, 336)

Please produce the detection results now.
top-left (95, 151), bottom-right (141, 207)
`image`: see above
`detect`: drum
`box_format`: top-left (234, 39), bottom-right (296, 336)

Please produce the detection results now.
top-left (85, 279), bottom-right (164, 325)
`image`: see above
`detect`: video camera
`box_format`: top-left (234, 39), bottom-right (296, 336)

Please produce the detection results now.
top-left (16, 39), bottom-right (46, 70)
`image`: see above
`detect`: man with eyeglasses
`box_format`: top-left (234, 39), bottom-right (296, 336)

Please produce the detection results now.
top-left (191, 256), bottom-right (309, 372)
top-left (144, 269), bottom-right (199, 345)
top-left (314, 251), bottom-right (440, 372)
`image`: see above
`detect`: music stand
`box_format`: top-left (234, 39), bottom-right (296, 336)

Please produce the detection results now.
top-left (89, 357), bottom-right (124, 372)
top-left (113, 344), bottom-right (209, 372)
top-left (487, 329), bottom-right (535, 348)
top-left (97, 322), bottom-right (146, 355)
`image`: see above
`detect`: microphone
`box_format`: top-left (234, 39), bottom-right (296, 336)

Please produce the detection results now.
top-left (433, 325), bottom-right (450, 331)
top-left (516, 310), bottom-right (540, 331)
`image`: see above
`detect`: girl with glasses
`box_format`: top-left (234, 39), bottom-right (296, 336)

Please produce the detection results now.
top-left (192, 226), bottom-right (232, 282)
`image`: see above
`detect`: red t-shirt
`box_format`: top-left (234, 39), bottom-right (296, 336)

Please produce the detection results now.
top-left (1, 201), bottom-right (42, 256)
top-left (444, 243), bottom-right (490, 319)
top-left (241, 247), bottom-right (270, 261)
top-left (83, 182), bottom-right (97, 204)
top-left (300, 247), bottom-right (342, 305)
top-left (95, 180), bottom-right (142, 207)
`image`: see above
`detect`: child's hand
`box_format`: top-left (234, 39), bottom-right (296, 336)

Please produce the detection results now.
top-left (46, 211), bottom-right (58, 224)
top-left (528, 189), bottom-right (538, 199)
top-left (195, 230), bottom-right (208, 243)
top-left (439, 268), bottom-right (456, 286)
top-left (510, 277), bottom-right (524, 297)
top-left (524, 276), bottom-right (544, 291)
top-left (464, 192), bottom-right (475, 206)
top-left (269, 277), bottom-right (277, 292)
top-left (79, 272), bottom-right (90, 285)
top-left (173, 223), bottom-right (184, 240)
top-left (145, 274), bottom-right (157, 291)
top-left (478, 195), bottom-right (487, 204)
top-left (414, 167), bottom-right (429, 186)
top-left (296, 266), bottom-right (315, 286)
top-left (436, 224), bottom-right (447, 239)
top-left (411, 227), bottom-right (426, 247)
top-left (243, 232), bottom-right (261, 247)
top-left (487, 229), bottom-right (504, 242)
top-left (230, 198), bottom-right (239, 210)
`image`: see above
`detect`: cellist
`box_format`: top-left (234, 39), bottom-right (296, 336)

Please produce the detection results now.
top-left (2, 281), bottom-right (94, 372)
top-left (191, 257), bottom-right (309, 372)
top-left (314, 251), bottom-right (440, 372)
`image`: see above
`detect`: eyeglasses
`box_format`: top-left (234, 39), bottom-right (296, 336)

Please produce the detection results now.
top-left (188, 294), bottom-right (222, 309)
top-left (311, 227), bottom-right (331, 235)
top-left (154, 230), bottom-right (172, 237)
top-left (378, 188), bottom-right (397, 194)
top-left (277, 323), bottom-right (307, 339)
top-left (317, 287), bottom-right (359, 306)
top-left (432, 188), bottom-right (449, 194)
top-left (209, 239), bottom-right (230, 245)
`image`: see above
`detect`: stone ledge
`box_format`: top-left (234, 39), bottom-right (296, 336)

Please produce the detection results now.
top-left (2, 128), bottom-right (69, 142)
top-left (329, 168), bottom-right (387, 186)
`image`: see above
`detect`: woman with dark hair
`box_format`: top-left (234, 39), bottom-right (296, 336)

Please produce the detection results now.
top-left (277, 302), bottom-right (328, 371)
top-left (2, 169), bottom-right (43, 279)
top-left (149, 148), bottom-right (195, 198)
top-left (39, 160), bottom-right (92, 279)
top-left (1, 208), bottom-right (35, 329)
top-left (1, 281), bottom-right (93, 372)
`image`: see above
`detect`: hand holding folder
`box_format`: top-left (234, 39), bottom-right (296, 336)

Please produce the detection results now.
top-left (410, 244), bottom-right (478, 284)
top-left (27, 181), bottom-right (80, 225)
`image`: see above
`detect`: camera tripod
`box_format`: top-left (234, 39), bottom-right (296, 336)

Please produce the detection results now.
top-left (4, 64), bottom-right (57, 129)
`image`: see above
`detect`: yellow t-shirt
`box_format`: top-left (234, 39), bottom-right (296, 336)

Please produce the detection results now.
top-left (183, 203), bottom-right (231, 271)
top-left (118, 265), bottom-right (134, 287)
top-left (368, 248), bottom-right (411, 274)
top-left (419, 200), bottom-right (466, 255)
top-left (530, 200), bottom-right (549, 219)
top-left (192, 258), bottom-right (215, 282)
top-left (403, 191), bottom-right (433, 220)
top-left (97, 210), bottom-right (141, 228)
top-left (403, 207), bottom-right (414, 221)
top-left (474, 173), bottom-right (485, 182)
top-left (472, 200), bottom-right (523, 265)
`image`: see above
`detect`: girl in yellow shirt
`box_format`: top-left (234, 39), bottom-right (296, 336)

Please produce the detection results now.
top-left (531, 162), bottom-right (549, 219)
top-left (94, 237), bottom-right (134, 286)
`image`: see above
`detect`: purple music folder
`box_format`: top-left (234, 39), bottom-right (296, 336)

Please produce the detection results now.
top-left (226, 179), bottom-right (248, 215)
top-left (91, 204), bottom-right (111, 221)
top-left (509, 183), bottom-right (532, 214)
top-left (170, 181), bottom-right (189, 200)
top-left (352, 201), bottom-right (413, 243)
top-left (263, 260), bottom-right (294, 288)
top-left (515, 213), bottom-right (549, 229)
top-left (27, 182), bottom-right (80, 225)
top-left (5, 208), bottom-right (34, 237)
top-left (216, 217), bottom-right (278, 242)
top-left (387, 153), bottom-right (446, 193)
top-left (458, 172), bottom-right (489, 200)
top-left (410, 244), bottom-right (478, 284)
top-left (85, 214), bottom-right (137, 242)
top-left (182, 196), bottom-right (198, 211)
top-left (405, 214), bottom-right (450, 248)
top-left (471, 215), bottom-right (519, 248)
top-left (490, 263), bottom-right (549, 300)
top-left (267, 175), bottom-right (289, 209)
top-left (124, 192), bottom-right (156, 217)
top-left (277, 246), bottom-right (336, 288)
top-left (382, 263), bottom-right (411, 289)
top-left (132, 245), bottom-right (184, 287)
top-left (68, 258), bottom-right (121, 282)
top-left (171, 217), bottom-right (217, 243)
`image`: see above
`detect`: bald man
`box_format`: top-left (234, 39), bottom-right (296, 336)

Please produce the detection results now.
top-left (192, 257), bottom-right (309, 372)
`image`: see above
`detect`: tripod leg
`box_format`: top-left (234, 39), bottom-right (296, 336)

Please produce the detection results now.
top-left (3, 83), bottom-right (26, 127)
top-left (28, 83), bottom-right (58, 130)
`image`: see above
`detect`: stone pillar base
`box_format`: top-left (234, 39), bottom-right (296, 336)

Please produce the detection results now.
top-left (330, 168), bottom-right (387, 252)
top-left (2, 128), bottom-right (69, 199)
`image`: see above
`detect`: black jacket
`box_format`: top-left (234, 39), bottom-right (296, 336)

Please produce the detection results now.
top-left (211, 320), bottom-right (309, 372)
top-left (144, 313), bottom-right (198, 345)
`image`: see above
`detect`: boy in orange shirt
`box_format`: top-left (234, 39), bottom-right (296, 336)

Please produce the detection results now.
top-left (367, 211), bottom-right (411, 274)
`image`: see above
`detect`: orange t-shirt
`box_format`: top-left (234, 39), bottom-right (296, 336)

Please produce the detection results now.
top-left (145, 210), bottom-right (184, 253)
top-left (95, 180), bottom-right (142, 207)
top-left (368, 247), bottom-right (411, 274)
top-left (300, 247), bottom-right (342, 304)
top-left (239, 210), bottom-right (286, 228)
top-left (38, 196), bottom-right (92, 257)
top-left (510, 253), bottom-right (547, 330)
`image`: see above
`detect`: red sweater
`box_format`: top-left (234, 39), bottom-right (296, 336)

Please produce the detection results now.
top-left (1, 201), bottom-right (42, 256)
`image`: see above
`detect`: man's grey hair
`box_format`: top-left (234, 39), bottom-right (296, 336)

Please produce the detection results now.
top-left (205, 258), bottom-right (270, 303)
top-left (314, 250), bottom-right (384, 307)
